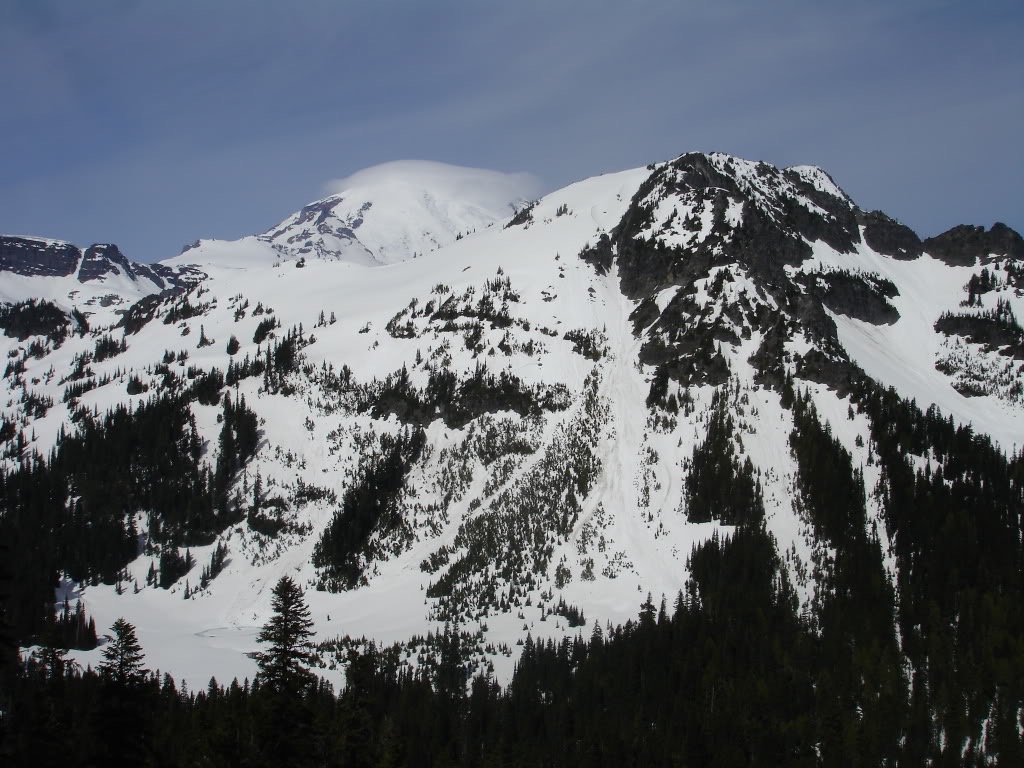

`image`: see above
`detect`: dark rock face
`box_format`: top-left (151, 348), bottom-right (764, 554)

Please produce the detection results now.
top-left (923, 223), bottom-right (1024, 266)
top-left (593, 153), bottom-right (872, 312)
top-left (858, 210), bottom-right (923, 260)
top-left (802, 271), bottom-right (901, 325)
top-left (79, 243), bottom-right (180, 290)
top-left (606, 153), bottom-right (866, 302)
top-left (728, 197), bottom-right (813, 284)
top-left (934, 311), bottom-right (1024, 359)
top-left (578, 152), bottom-right (915, 399)
top-left (0, 236), bottom-right (80, 278)
top-left (609, 160), bottom-right (725, 299)
top-left (628, 296), bottom-right (660, 336)
top-left (79, 244), bottom-right (135, 282)
top-left (780, 169), bottom-right (860, 255)
top-left (0, 234), bottom-right (196, 292)
top-left (748, 316), bottom-right (789, 390)
top-left (795, 348), bottom-right (862, 394)
top-left (579, 233), bottom-right (613, 276)
top-left (148, 262), bottom-right (197, 288)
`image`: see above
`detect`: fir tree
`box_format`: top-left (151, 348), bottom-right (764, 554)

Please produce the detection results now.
top-left (95, 618), bottom-right (151, 765)
top-left (255, 576), bottom-right (315, 697)
top-left (98, 617), bottom-right (146, 686)
top-left (255, 576), bottom-right (319, 765)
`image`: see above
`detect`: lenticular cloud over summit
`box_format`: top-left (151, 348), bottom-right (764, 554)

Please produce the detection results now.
top-left (323, 160), bottom-right (543, 217)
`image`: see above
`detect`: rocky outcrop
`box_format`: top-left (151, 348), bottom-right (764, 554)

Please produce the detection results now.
top-left (79, 243), bottom-right (136, 282)
top-left (801, 270), bottom-right (900, 325)
top-left (261, 198), bottom-right (368, 256)
top-left (579, 152), bottom-right (911, 397)
top-left (0, 235), bottom-right (198, 293)
top-left (924, 223), bottom-right (1024, 266)
top-left (857, 210), bottom-right (922, 259)
top-left (0, 236), bottom-right (80, 278)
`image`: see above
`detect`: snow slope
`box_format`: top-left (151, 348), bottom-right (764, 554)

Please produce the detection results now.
top-left (819, 244), bottom-right (1024, 453)
top-left (3, 153), bottom-right (1022, 686)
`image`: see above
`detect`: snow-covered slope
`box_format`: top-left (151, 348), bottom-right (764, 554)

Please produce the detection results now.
top-left (3, 153), bottom-right (1022, 688)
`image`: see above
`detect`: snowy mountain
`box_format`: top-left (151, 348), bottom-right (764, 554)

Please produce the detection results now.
top-left (242, 160), bottom-right (538, 267)
top-left (2, 150), bottom-right (1022, 711)
top-left (0, 235), bottom-right (200, 327)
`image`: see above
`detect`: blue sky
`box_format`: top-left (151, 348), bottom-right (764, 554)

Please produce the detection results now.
top-left (1, 0), bottom-right (1021, 262)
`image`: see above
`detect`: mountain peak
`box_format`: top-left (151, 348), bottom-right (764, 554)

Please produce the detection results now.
top-left (259, 160), bottom-right (542, 266)
top-left (5, 151), bottom-right (1024, 713)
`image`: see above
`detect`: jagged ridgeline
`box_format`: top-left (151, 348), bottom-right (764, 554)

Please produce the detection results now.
top-left (1, 152), bottom-right (1024, 763)
top-left (581, 152), bottom-right (905, 391)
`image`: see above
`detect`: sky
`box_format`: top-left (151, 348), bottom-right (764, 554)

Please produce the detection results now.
top-left (1, 0), bottom-right (1021, 263)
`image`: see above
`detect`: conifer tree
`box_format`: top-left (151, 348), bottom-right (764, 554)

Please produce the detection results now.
top-left (99, 617), bottom-right (146, 686)
top-left (255, 576), bottom-right (320, 765)
top-left (93, 618), bottom-right (151, 764)
top-left (255, 576), bottom-right (315, 697)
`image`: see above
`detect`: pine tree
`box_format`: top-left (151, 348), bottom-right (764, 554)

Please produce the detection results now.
top-left (255, 576), bottom-right (315, 697)
top-left (255, 576), bottom-right (320, 765)
top-left (95, 618), bottom-right (151, 764)
top-left (98, 617), bottom-right (146, 686)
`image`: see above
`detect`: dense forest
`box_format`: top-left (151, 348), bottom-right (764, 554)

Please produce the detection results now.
top-left (3, 501), bottom-right (1021, 766)
top-left (1, 362), bottom-right (1023, 763)
top-left (0, 385), bottom-right (259, 644)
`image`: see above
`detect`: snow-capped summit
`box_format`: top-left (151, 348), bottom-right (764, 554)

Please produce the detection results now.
top-left (258, 160), bottom-right (541, 266)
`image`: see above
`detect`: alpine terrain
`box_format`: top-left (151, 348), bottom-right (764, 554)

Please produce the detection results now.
top-left (2, 154), bottom-right (1023, 764)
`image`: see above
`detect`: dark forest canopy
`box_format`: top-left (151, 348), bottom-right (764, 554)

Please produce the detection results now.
top-left (4, 517), bottom-right (1022, 766)
top-left (0, 365), bottom-right (1022, 763)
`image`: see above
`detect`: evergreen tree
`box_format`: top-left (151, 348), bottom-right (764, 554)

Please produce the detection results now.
top-left (98, 617), bottom-right (146, 686)
top-left (94, 618), bottom-right (152, 765)
top-left (255, 576), bottom-right (319, 765)
top-left (255, 576), bottom-right (315, 697)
